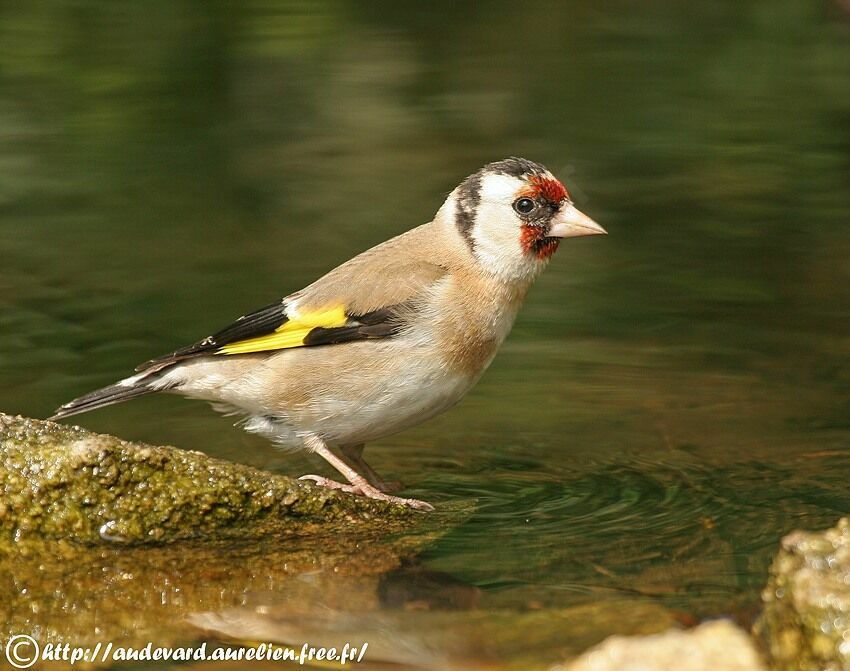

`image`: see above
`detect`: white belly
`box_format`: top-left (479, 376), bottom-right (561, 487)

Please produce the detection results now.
top-left (158, 277), bottom-right (524, 450)
top-left (289, 364), bottom-right (475, 447)
top-left (161, 339), bottom-right (484, 450)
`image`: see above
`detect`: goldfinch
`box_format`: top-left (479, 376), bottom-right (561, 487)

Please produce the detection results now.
top-left (51, 157), bottom-right (606, 511)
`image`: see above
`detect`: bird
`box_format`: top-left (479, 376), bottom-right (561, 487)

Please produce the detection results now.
top-left (50, 157), bottom-right (606, 511)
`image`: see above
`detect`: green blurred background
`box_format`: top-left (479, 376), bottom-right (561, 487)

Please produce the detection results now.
top-left (1, 0), bottom-right (849, 666)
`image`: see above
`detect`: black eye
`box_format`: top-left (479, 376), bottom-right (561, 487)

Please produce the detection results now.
top-left (513, 197), bottom-right (537, 215)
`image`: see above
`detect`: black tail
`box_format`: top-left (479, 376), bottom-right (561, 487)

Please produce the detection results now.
top-left (49, 380), bottom-right (156, 421)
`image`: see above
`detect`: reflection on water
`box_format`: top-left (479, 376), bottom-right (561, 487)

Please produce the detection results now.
top-left (1, 0), bottom-right (848, 668)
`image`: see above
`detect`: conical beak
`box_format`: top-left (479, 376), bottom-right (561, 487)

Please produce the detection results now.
top-left (547, 204), bottom-right (607, 238)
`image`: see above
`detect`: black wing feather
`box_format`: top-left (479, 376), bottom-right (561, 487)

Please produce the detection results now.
top-left (136, 299), bottom-right (289, 372)
top-left (135, 302), bottom-right (409, 374)
top-left (208, 299), bottom-right (290, 344)
top-left (302, 307), bottom-right (402, 346)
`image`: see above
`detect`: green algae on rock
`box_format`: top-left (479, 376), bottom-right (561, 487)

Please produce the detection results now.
top-left (0, 413), bottom-right (414, 544)
top-left (756, 518), bottom-right (850, 671)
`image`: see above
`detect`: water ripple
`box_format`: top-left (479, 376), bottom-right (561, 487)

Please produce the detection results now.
top-left (422, 453), bottom-right (850, 614)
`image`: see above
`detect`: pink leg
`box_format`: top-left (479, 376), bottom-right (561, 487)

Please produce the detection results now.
top-left (339, 443), bottom-right (402, 494)
top-left (299, 435), bottom-right (433, 512)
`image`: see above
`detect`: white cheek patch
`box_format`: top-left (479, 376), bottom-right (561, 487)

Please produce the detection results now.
top-left (471, 174), bottom-right (547, 282)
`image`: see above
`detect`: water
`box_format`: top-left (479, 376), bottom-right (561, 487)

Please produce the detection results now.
top-left (1, 1), bottom-right (849, 668)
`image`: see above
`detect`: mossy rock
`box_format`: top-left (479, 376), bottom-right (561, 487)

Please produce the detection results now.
top-left (755, 518), bottom-right (850, 671)
top-left (0, 413), bottom-right (466, 652)
top-left (0, 413), bottom-right (414, 545)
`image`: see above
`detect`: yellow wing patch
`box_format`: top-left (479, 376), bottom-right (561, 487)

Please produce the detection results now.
top-left (217, 305), bottom-right (347, 355)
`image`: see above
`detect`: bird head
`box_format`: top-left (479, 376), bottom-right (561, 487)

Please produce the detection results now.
top-left (447, 157), bottom-right (606, 283)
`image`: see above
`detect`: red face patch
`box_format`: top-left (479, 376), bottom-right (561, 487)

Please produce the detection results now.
top-left (520, 225), bottom-right (560, 260)
top-left (516, 174), bottom-right (568, 260)
top-left (529, 175), bottom-right (569, 203)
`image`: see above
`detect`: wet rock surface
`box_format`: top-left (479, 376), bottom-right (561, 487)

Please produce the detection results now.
top-left (191, 597), bottom-right (680, 671)
top-left (0, 530), bottom-right (408, 649)
top-left (0, 413), bottom-right (414, 544)
top-left (756, 517), bottom-right (850, 671)
top-left (553, 620), bottom-right (766, 671)
top-left (2, 410), bottom-right (848, 671)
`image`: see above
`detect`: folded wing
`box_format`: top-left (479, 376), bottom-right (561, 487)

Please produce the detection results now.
top-left (137, 224), bottom-right (447, 373)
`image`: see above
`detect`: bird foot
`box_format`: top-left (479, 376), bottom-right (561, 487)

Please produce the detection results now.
top-left (299, 474), bottom-right (358, 493)
top-left (299, 475), bottom-right (434, 511)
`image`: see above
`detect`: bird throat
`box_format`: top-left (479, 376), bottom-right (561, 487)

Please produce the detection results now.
top-left (520, 225), bottom-right (560, 260)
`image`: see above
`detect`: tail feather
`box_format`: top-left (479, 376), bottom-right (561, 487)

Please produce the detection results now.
top-left (49, 380), bottom-right (157, 421)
